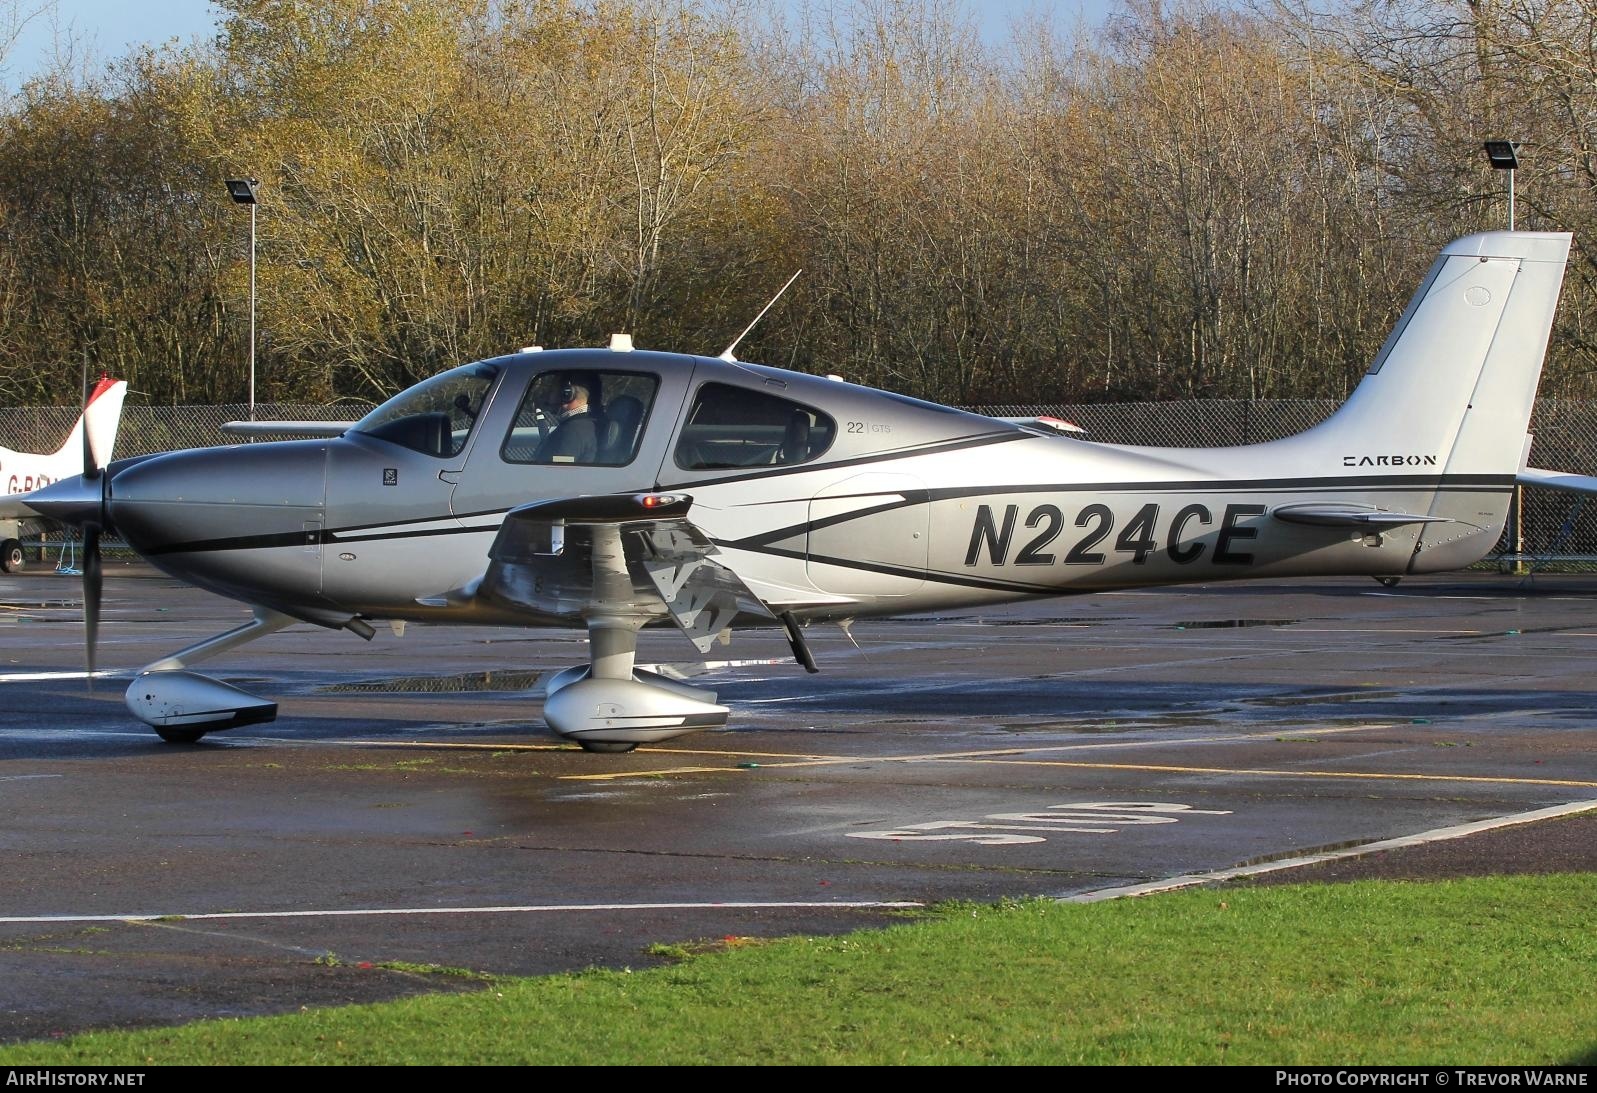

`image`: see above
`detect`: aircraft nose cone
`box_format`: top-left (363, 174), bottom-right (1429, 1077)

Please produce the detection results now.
top-left (21, 473), bottom-right (103, 525)
top-left (109, 442), bottom-right (329, 557)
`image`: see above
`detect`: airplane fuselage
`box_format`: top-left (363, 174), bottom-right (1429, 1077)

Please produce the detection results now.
top-left (102, 347), bottom-right (1509, 629)
top-left (21, 232), bottom-right (1572, 748)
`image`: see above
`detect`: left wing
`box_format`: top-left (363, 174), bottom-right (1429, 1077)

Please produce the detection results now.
top-left (476, 493), bottom-right (777, 653)
top-left (221, 420), bottom-right (355, 438)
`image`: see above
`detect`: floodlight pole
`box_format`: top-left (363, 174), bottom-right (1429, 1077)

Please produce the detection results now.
top-left (245, 194), bottom-right (255, 421)
top-left (1501, 161), bottom-right (1513, 230)
top-left (1484, 142), bottom-right (1524, 568)
top-left (225, 178), bottom-right (261, 421)
top-left (1483, 140), bottom-right (1519, 230)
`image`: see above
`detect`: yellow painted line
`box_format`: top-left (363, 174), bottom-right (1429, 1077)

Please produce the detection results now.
top-left (557, 725), bottom-right (1390, 782)
top-left (296, 739), bottom-right (570, 753)
top-left (315, 739), bottom-right (838, 760)
top-left (1290, 628), bottom-right (1482, 635)
top-left (280, 726), bottom-right (1538, 793)
top-left (945, 758), bottom-right (1597, 789)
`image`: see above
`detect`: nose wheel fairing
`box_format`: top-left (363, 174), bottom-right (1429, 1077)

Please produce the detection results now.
top-left (123, 607), bottom-right (296, 743)
top-left (126, 670), bottom-right (278, 732)
top-left (542, 667), bottom-right (729, 750)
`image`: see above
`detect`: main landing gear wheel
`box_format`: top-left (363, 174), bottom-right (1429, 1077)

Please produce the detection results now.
top-left (1375, 576), bottom-right (1402, 587)
top-left (154, 727), bottom-right (208, 745)
top-left (0, 539), bottom-right (23, 573)
top-left (577, 740), bottom-right (638, 754)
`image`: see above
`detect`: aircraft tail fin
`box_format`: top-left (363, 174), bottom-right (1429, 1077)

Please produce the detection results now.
top-left (51, 375), bottom-right (128, 469)
top-left (1300, 231), bottom-right (1570, 479)
top-left (1278, 231), bottom-right (1571, 572)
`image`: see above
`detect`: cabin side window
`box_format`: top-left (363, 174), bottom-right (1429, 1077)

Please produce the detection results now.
top-left (500, 369), bottom-right (659, 467)
top-left (673, 383), bottom-right (836, 470)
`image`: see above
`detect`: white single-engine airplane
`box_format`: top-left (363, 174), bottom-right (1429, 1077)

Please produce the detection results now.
top-left (25, 232), bottom-right (1584, 750)
top-left (0, 375), bottom-right (127, 572)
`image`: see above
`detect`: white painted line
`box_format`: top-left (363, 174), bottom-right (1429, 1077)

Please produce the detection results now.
top-left (0, 669), bottom-right (123, 682)
top-left (0, 773), bottom-right (63, 781)
top-left (1064, 798), bottom-right (1597, 904)
top-left (0, 900), bottom-right (925, 926)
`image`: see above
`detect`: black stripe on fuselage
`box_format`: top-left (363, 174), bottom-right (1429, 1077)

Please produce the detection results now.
top-left (724, 475), bottom-right (1515, 552)
top-left (139, 521), bottom-right (479, 557)
top-left (741, 542), bottom-right (1065, 595)
top-left (133, 472), bottom-right (1513, 557)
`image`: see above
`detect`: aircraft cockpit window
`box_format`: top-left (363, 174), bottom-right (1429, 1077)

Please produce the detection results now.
top-left (673, 383), bottom-right (836, 470)
top-left (500, 370), bottom-right (660, 467)
top-left (352, 363), bottom-right (499, 458)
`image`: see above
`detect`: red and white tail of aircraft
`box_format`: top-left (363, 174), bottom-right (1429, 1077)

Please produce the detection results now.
top-left (0, 376), bottom-right (129, 502)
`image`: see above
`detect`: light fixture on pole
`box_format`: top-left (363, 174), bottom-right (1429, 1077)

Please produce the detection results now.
top-left (1482, 140), bottom-right (1518, 230)
top-left (225, 178), bottom-right (260, 421)
top-left (1482, 142), bottom-right (1524, 570)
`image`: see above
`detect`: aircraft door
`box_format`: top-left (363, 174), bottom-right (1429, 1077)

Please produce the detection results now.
top-left (807, 473), bottom-right (928, 596)
top-left (322, 361), bottom-right (501, 607)
top-left (448, 361), bottom-right (693, 519)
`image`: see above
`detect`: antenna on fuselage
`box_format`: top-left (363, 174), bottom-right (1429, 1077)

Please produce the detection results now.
top-left (719, 269), bottom-right (802, 363)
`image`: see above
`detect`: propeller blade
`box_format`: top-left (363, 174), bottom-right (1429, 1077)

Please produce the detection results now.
top-left (81, 352), bottom-right (97, 477)
top-left (83, 523), bottom-right (101, 686)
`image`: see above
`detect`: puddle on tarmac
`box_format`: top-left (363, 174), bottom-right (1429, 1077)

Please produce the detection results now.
top-left (1243, 689), bottom-right (1400, 707)
top-left (997, 715), bottom-right (1221, 734)
top-left (892, 616), bottom-right (1130, 626)
top-left (1172, 619), bottom-right (1299, 629)
top-left (317, 669), bottom-right (546, 694)
top-left (985, 616), bottom-right (1132, 627)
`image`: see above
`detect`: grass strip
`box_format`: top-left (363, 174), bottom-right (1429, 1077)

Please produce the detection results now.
top-left (3, 874), bottom-right (1594, 1065)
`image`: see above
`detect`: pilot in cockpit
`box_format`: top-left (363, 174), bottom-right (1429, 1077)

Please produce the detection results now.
top-left (534, 374), bottom-right (599, 464)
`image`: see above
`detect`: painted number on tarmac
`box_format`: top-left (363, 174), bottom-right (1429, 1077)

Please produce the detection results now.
top-left (846, 801), bottom-right (1232, 846)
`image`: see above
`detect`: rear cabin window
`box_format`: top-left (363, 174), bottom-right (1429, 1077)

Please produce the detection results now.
top-left (500, 370), bottom-right (659, 466)
top-left (673, 383), bottom-right (836, 470)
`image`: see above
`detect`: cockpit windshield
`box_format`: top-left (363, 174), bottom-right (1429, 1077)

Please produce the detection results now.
top-left (352, 363), bottom-right (499, 458)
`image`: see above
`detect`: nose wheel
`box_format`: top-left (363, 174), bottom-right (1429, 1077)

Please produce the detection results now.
top-left (154, 727), bottom-right (209, 745)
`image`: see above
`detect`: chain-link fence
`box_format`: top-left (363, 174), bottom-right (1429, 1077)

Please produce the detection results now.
top-left (5, 397), bottom-right (1596, 568)
top-left (0, 404), bottom-right (376, 458)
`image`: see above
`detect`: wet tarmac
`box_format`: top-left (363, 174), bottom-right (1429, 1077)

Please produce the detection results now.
top-left (1, 565), bottom-right (1595, 1041)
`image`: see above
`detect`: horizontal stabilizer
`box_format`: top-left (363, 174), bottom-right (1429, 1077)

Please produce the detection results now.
top-left (1271, 503), bottom-right (1449, 529)
top-left (995, 415), bottom-right (1086, 435)
top-left (0, 496), bottom-right (36, 519)
top-left (1517, 466), bottom-right (1597, 496)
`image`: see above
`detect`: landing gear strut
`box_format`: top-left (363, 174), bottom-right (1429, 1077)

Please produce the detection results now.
top-left (542, 524), bottom-right (729, 752)
top-left (126, 607), bottom-right (295, 743)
